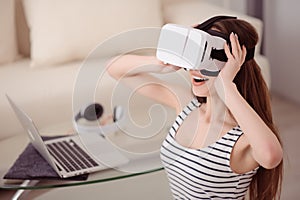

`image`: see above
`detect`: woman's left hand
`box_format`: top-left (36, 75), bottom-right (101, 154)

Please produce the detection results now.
top-left (219, 32), bottom-right (247, 82)
top-left (214, 32), bottom-right (247, 102)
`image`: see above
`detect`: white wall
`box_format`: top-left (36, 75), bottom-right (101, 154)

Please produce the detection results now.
top-left (203, 0), bottom-right (247, 13)
top-left (264, 0), bottom-right (300, 104)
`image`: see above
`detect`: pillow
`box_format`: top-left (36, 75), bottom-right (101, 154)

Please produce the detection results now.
top-left (0, 0), bottom-right (18, 65)
top-left (22, 0), bottom-right (163, 67)
top-left (16, 0), bottom-right (31, 57)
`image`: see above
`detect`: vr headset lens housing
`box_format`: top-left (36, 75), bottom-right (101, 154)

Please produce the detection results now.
top-left (156, 24), bottom-right (227, 76)
top-left (156, 16), bottom-right (255, 77)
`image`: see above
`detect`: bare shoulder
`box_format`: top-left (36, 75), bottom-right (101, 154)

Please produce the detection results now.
top-left (230, 134), bottom-right (260, 174)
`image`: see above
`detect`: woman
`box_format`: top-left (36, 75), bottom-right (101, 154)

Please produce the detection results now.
top-left (108, 16), bottom-right (283, 200)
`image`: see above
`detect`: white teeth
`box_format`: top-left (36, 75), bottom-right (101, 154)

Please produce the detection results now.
top-left (193, 76), bottom-right (209, 82)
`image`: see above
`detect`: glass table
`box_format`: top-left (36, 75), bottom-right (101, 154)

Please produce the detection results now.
top-left (0, 155), bottom-right (164, 190)
top-left (0, 95), bottom-right (177, 200)
top-left (0, 119), bottom-right (171, 198)
top-left (1, 151), bottom-right (164, 199)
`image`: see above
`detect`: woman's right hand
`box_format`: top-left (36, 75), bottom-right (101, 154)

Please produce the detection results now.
top-left (156, 58), bottom-right (181, 73)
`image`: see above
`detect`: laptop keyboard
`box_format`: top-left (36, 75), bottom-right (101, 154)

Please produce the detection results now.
top-left (46, 139), bottom-right (100, 173)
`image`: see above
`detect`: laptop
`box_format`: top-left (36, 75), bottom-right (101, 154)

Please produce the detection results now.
top-left (6, 95), bottom-right (129, 178)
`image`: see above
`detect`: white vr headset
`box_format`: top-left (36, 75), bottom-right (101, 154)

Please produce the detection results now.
top-left (157, 23), bottom-right (226, 75)
top-left (156, 16), bottom-right (255, 76)
top-left (73, 103), bottom-right (124, 137)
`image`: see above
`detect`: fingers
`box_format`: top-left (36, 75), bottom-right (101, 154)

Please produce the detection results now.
top-left (230, 32), bottom-right (240, 58)
top-left (228, 32), bottom-right (247, 64)
top-left (158, 60), bottom-right (181, 72)
top-left (241, 45), bottom-right (247, 63)
top-left (224, 42), bottom-right (232, 59)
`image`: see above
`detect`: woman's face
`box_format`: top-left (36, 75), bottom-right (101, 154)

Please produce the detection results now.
top-left (189, 70), bottom-right (217, 97)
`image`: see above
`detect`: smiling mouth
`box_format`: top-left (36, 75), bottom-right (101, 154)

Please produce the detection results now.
top-left (193, 76), bottom-right (209, 83)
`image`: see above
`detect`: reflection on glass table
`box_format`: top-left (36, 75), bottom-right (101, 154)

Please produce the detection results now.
top-left (1, 92), bottom-right (178, 195)
top-left (0, 111), bottom-right (173, 190)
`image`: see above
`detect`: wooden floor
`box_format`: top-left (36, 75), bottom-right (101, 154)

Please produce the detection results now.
top-left (271, 94), bottom-right (300, 199)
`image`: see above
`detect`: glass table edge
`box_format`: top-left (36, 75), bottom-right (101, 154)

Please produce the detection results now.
top-left (1, 167), bottom-right (164, 190)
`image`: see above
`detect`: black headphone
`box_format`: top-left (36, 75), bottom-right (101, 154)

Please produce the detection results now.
top-left (73, 103), bottom-right (124, 136)
top-left (74, 103), bottom-right (104, 122)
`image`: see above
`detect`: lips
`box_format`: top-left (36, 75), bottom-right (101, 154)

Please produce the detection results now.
top-left (193, 76), bottom-right (209, 83)
top-left (192, 75), bottom-right (209, 86)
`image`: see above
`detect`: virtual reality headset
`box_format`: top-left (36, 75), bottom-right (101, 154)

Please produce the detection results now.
top-left (156, 16), bottom-right (255, 76)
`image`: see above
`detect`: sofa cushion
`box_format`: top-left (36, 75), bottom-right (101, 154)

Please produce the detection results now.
top-left (0, 0), bottom-right (18, 65)
top-left (15, 0), bottom-right (31, 57)
top-left (22, 0), bottom-right (163, 67)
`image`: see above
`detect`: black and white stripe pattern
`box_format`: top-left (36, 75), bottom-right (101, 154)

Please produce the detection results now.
top-left (160, 98), bottom-right (258, 199)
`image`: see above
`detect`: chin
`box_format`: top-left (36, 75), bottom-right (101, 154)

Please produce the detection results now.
top-left (192, 86), bottom-right (210, 97)
top-left (190, 71), bottom-right (215, 98)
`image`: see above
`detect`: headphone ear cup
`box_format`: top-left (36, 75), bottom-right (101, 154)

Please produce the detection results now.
top-left (73, 104), bottom-right (125, 136)
top-left (113, 106), bottom-right (123, 122)
top-left (83, 103), bottom-right (103, 121)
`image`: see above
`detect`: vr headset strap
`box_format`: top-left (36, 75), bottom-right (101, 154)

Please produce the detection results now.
top-left (195, 15), bottom-right (237, 31)
top-left (196, 16), bottom-right (255, 62)
top-left (211, 47), bottom-right (255, 62)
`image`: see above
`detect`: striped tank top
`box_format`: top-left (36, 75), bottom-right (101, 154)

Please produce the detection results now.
top-left (160, 98), bottom-right (258, 199)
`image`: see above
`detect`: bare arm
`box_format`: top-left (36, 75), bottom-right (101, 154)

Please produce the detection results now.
top-left (222, 82), bottom-right (283, 169)
top-left (215, 33), bottom-right (283, 169)
top-left (107, 55), bottom-right (176, 78)
top-left (107, 54), bottom-right (193, 113)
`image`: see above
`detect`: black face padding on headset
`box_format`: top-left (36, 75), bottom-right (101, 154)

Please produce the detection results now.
top-left (195, 15), bottom-right (255, 63)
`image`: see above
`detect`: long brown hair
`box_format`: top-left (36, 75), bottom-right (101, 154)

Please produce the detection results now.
top-left (202, 18), bottom-right (283, 200)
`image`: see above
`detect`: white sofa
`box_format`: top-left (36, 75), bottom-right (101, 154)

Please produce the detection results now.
top-left (0, 0), bottom-right (270, 199)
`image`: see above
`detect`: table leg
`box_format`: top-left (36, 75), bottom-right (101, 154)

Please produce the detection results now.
top-left (11, 180), bottom-right (39, 200)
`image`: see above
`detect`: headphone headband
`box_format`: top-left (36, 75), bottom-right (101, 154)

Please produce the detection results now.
top-left (73, 103), bottom-right (124, 137)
